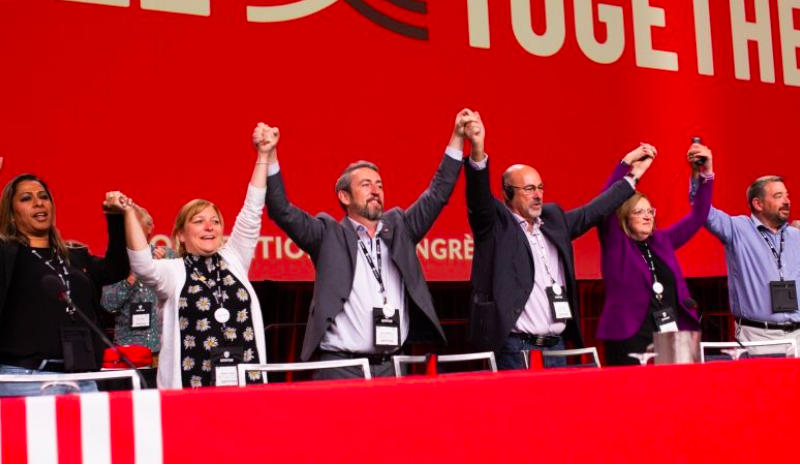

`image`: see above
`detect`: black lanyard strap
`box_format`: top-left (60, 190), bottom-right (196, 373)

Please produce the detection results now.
top-left (186, 255), bottom-right (225, 307)
top-left (357, 237), bottom-right (388, 305)
top-left (639, 242), bottom-right (664, 303)
top-left (759, 227), bottom-right (786, 280)
top-left (31, 248), bottom-right (76, 316)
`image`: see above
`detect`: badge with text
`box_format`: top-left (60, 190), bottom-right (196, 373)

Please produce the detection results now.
top-left (653, 307), bottom-right (679, 333)
top-left (373, 307), bottom-right (400, 349)
top-left (129, 302), bottom-right (153, 329)
top-left (210, 347), bottom-right (243, 387)
top-left (547, 285), bottom-right (572, 320)
top-left (769, 280), bottom-right (798, 313)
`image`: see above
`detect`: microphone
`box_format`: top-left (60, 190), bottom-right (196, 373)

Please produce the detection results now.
top-left (684, 297), bottom-right (745, 349)
top-left (691, 136), bottom-right (707, 167)
top-left (43, 275), bottom-right (149, 389)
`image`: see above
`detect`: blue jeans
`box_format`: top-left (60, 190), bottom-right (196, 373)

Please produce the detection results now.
top-left (495, 336), bottom-right (567, 370)
top-left (0, 365), bottom-right (98, 398)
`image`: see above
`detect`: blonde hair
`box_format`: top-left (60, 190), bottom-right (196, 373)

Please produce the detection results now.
top-left (0, 174), bottom-right (70, 262)
top-left (616, 192), bottom-right (654, 239)
top-left (171, 199), bottom-right (224, 257)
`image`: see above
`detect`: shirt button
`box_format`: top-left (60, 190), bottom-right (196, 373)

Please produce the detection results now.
top-left (515, 309), bottom-right (522, 315)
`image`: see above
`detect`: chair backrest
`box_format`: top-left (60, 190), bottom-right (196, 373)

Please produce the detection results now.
top-left (0, 369), bottom-right (143, 393)
top-left (236, 359), bottom-right (372, 385)
top-left (392, 355), bottom-right (428, 378)
top-left (522, 348), bottom-right (602, 369)
top-left (392, 352), bottom-right (498, 377)
top-left (700, 339), bottom-right (798, 363)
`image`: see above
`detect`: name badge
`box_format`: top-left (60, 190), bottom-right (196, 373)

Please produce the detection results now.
top-left (210, 347), bottom-right (243, 387)
top-left (546, 286), bottom-right (572, 320)
top-left (770, 280), bottom-right (798, 313)
top-left (373, 307), bottom-right (400, 349)
top-left (653, 307), bottom-right (679, 333)
top-left (130, 302), bottom-right (152, 329)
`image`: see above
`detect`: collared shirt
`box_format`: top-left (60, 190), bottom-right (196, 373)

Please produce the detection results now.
top-left (705, 208), bottom-right (800, 322)
top-left (270, 147), bottom-right (463, 353)
top-left (101, 245), bottom-right (176, 352)
top-left (319, 219), bottom-right (408, 353)
top-left (509, 212), bottom-right (567, 336)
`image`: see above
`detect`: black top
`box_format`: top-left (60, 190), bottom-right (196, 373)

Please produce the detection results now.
top-left (177, 254), bottom-right (259, 388)
top-left (635, 240), bottom-right (678, 334)
top-left (0, 215), bottom-right (129, 370)
top-left (0, 247), bottom-right (97, 360)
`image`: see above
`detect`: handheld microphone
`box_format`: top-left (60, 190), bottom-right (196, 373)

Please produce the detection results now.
top-left (691, 136), bottom-right (707, 167)
top-left (43, 275), bottom-right (149, 389)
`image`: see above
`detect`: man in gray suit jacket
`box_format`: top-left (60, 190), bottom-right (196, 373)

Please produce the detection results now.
top-left (264, 110), bottom-right (475, 379)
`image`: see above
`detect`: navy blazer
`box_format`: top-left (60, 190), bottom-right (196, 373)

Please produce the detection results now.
top-left (465, 159), bottom-right (636, 352)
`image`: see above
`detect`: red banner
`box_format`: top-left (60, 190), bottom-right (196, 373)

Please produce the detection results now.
top-left (2, 0), bottom-right (799, 280)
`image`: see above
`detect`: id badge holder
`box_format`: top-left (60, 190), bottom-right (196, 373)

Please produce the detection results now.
top-left (130, 302), bottom-right (153, 330)
top-left (770, 280), bottom-right (799, 313)
top-left (373, 307), bottom-right (400, 350)
top-left (546, 285), bottom-right (572, 320)
top-left (61, 327), bottom-right (97, 372)
top-left (653, 307), bottom-right (679, 333)
top-left (210, 347), bottom-right (243, 387)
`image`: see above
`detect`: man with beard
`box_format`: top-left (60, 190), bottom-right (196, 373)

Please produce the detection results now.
top-left (265, 110), bottom-right (474, 379)
top-left (702, 174), bottom-right (800, 353)
top-left (462, 114), bottom-right (652, 369)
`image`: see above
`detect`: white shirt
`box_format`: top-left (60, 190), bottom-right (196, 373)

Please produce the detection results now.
top-left (510, 213), bottom-right (567, 336)
top-left (273, 147), bottom-right (463, 353)
top-left (319, 219), bottom-right (408, 353)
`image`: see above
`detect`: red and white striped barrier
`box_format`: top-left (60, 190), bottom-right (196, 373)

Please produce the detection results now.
top-left (0, 391), bottom-right (161, 464)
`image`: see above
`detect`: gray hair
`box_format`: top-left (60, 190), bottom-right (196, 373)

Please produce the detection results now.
top-left (335, 160), bottom-right (379, 212)
top-left (747, 175), bottom-right (784, 213)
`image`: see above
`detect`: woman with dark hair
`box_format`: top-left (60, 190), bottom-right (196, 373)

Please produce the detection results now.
top-left (0, 169), bottom-right (130, 397)
top-left (596, 142), bottom-right (714, 365)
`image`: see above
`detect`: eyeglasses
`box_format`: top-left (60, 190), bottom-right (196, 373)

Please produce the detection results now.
top-left (631, 208), bottom-right (657, 218)
top-left (506, 184), bottom-right (545, 194)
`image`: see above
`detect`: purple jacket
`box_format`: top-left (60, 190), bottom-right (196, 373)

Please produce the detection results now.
top-left (596, 164), bottom-right (713, 341)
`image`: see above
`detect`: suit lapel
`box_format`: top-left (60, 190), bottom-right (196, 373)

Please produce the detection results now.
top-left (340, 217), bottom-right (359, 270)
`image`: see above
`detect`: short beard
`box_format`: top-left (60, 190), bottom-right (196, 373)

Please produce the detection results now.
top-left (355, 201), bottom-right (383, 221)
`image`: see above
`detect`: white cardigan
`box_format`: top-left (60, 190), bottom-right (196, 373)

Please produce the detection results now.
top-left (128, 184), bottom-right (267, 389)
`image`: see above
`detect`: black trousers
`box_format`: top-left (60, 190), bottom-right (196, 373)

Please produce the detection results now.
top-left (603, 313), bottom-right (657, 366)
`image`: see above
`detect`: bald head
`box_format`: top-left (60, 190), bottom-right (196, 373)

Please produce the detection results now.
top-left (502, 164), bottom-right (544, 222)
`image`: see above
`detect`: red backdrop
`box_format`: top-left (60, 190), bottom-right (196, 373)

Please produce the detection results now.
top-left (2, 0), bottom-right (799, 281)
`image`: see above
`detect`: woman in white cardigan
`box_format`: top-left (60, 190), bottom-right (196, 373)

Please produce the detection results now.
top-left (120, 123), bottom-right (279, 389)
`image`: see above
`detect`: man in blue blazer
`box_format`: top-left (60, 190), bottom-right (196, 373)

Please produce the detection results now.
top-left (463, 114), bottom-right (652, 369)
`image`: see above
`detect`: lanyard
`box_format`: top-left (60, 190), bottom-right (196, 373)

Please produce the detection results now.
top-left (357, 237), bottom-right (388, 306)
top-left (31, 248), bottom-right (76, 316)
top-left (186, 255), bottom-right (226, 308)
top-left (758, 227), bottom-right (786, 280)
top-left (530, 226), bottom-right (557, 286)
top-left (639, 242), bottom-right (664, 303)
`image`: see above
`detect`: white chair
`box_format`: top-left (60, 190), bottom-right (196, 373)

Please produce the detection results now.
top-left (392, 352), bottom-right (498, 377)
top-left (0, 369), bottom-right (143, 394)
top-left (392, 355), bottom-right (428, 378)
top-left (700, 339), bottom-right (798, 363)
top-left (522, 347), bottom-right (602, 369)
top-left (237, 359), bottom-right (372, 385)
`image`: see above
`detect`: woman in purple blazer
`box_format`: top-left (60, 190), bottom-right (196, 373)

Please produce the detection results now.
top-left (598, 142), bottom-right (714, 365)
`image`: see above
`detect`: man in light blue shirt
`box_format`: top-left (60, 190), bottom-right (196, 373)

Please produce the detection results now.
top-left (703, 174), bottom-right (800, 353)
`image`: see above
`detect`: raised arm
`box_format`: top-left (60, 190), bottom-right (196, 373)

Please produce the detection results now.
top-left (565, 145), bottom-right (653, 239)
top-left (463, 110), bottom-right (496, 240)
top-left (82, 196), bottom-right (131, 286)
top-left (222, 124), bottom-right (274, 269)
top-left (664, 144), bottom-right (715, 249)
top-left (402, 109), bottom-right (471, 243)
top-left (264, 126), bottom-right (326, 257)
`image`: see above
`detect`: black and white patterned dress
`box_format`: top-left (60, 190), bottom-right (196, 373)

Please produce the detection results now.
top-left (178, 254), bottom-right (260, 388)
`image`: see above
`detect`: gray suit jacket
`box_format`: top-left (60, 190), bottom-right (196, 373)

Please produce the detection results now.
top-left (266, 155), bottom-right (463, 360)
